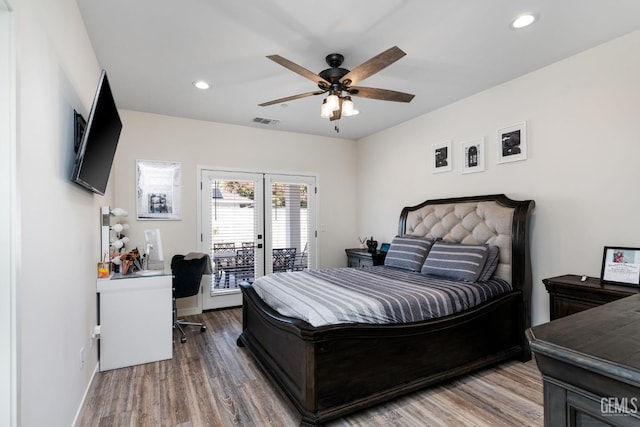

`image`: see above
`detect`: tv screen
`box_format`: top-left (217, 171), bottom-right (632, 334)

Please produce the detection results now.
top-left (71, 70), bottom-right (122, 195)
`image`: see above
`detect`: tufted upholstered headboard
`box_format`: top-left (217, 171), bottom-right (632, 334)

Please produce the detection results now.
top-left (398, 194), bottom-right (534, 294)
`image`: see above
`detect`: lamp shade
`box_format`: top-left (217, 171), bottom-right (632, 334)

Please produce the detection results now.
top-left (320, 99), bottom-right (333, 118)
top-left (342, 97), bottom-right (359, 116)
top-left (326, 93), bottom-right (339, 112)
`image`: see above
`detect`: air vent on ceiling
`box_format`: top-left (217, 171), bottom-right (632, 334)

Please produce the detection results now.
top-left (253, 117), bottom-right (280, 126)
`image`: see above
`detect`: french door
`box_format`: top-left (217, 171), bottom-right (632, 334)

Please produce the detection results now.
top-left (199, 169), bottom-right (316, 310)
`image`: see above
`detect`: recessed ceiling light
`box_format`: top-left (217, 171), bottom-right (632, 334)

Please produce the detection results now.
top-left (512, 14), bottom-right (536, 29)
top-left (193, 80), bottom-right (210, 90)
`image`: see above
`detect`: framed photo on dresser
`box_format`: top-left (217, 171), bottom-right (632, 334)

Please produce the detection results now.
top-left (600, 246), bottom-right (640, 286)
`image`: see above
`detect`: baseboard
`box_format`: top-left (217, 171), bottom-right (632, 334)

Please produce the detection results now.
top-left (72, 363), bottom-right (98, 427)
top-left (177, 307), bottom-right (202, 317)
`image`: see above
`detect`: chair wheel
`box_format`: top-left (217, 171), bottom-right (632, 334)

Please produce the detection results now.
top-left (180, 336), bottom-right (187, 343)
top-left (200, 326), bottom-right (207, 333)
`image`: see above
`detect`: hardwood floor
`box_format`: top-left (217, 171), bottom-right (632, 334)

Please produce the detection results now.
top-left (77, 308), bottom-right (544, 426)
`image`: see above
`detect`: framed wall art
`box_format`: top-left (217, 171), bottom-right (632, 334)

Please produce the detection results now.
top-left (460, 138), bottom-right (485, 174)
top-left (497, 121), bottom-right (527, 164)
top-left (136, 160), bottom-right (182, 220)
top-left (600, 246), bottom-right (640, 286)
top-left (431, 141), bottom-right (452, 173)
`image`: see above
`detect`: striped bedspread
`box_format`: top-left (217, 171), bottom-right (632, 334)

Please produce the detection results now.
top-left (251, 266), bottom-right (512, 327)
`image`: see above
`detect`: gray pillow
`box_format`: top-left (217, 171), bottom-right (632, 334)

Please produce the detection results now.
top-left (420, 241), bottom-right (489, 282)
top-left (384, 235), bottom-right (434, 271)
top-left (478, 245), bottom-right (500, 282)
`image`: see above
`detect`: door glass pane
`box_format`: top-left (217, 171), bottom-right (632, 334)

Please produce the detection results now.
top-left (269, 180), bottom-right (313, 273)
top-left (208, 178), bottom-right (257, 291)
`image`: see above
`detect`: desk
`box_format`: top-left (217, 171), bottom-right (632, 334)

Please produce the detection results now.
top-left (528, 295), bottom-right (640, 425)
top-left (97, 272), bottom-right (172, 371)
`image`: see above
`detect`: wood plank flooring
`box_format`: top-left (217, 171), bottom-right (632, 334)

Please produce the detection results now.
top-left (77, 308), bottom-right (544, 426)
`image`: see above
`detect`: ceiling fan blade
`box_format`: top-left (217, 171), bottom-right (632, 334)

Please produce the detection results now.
top-left (259, 90), bottom-right (326, 107)
top-left (267, 55), bottom-right (331, 88)
top-left (349, 86), bottom-right (415, 103)
top-left (340, 46), bottom-right (406, 86)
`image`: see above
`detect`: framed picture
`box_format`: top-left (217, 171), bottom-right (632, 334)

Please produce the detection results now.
top-left (460, 138), bottom-right (485, 174)
top-left (600, 246), bottom-right (640, 286)
top-left (136, 160), bottom-right (182, 220)
top-left (432, 141), bottom-right (452, 173)
top-left (497, 122), bottom-right (527, 164)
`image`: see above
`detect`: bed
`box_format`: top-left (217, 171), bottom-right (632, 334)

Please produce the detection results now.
top-left (237, 194), bottom-right (534, 426)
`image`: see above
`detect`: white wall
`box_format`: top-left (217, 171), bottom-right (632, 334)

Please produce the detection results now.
top-left (356, 31), bottom-right (640, 326)
top-left (1, 3), bottom-right (16, 426)
top-left (14, 0), bottom-right (111, 426)
top-left (112, 111), bottom-right (358, 270)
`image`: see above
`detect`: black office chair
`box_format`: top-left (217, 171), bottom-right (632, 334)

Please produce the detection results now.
top-left (171, 254), bottom-right (208, 343)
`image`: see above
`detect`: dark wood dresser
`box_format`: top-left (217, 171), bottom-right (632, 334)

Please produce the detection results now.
top-left (528, 295), bottom-right (640, 426)
top-left (543, 274), bottom-right (639, 320)
top-left (345, 248), bottom-right (386, 268)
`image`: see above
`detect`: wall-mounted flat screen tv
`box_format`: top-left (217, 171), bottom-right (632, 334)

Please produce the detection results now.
top-left (71, 69), bottom-right (122, 195)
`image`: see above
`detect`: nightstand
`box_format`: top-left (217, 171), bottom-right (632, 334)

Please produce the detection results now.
top-left (345, 248), bottom-right (386, 268)
top-left (543, 274), bottom-right (640, 320)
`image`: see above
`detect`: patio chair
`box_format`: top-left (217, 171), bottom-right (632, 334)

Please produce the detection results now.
top-left (272, 248), bottom-right (296, 272)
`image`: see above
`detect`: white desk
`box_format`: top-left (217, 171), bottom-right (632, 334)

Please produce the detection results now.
top-left (97, 272), bottom-right (172, 371)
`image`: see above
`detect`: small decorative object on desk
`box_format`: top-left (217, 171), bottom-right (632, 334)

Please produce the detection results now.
top-left (366, 236), bottom-right (378, 253)
top-left (120, 248), bottom-right (143, 275)
top-left (97, 261), bottom-right (110, 278)
top-left (358, 236), bottom-right (367, 249)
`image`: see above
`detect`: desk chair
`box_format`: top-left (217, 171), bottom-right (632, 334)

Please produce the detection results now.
top-left (171, 254), bottom-right (208, 343)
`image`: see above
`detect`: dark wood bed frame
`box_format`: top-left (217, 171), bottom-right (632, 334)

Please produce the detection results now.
top-left (237, 194), bottom-right (534, 426)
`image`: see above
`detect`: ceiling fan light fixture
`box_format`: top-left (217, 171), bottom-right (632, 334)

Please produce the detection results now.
top-left (326, 93), bottom-right (340, 112)
top-left (341, 96), bottom-right (358, 116)
top-left (320, 99), bottom-right (333, 118)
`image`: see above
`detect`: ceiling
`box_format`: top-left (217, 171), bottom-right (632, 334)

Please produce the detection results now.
top-left (76, 0), bottom-right (640, 141)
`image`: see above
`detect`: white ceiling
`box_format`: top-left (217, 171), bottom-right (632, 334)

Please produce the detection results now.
top-left (76, 0), bottom-right (640, 141)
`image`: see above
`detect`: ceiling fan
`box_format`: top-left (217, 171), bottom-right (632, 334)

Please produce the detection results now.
top-left (259, 46), bottom-right (415, 126)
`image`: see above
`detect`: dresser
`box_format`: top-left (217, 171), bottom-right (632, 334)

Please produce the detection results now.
top-left (528, 295), bottom-right (640, 426)
top-left (543, 274), bottom-right (639, 320)
top-left (345, 248), bottom-right (386, 268)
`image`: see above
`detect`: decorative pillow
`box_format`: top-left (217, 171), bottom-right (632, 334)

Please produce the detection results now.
top-left (420, 241), bottom-right (489, 282)
top-left (478, 245), bottom-right (500, 282)
top-left (384, 235), bottom-right (434, 271)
